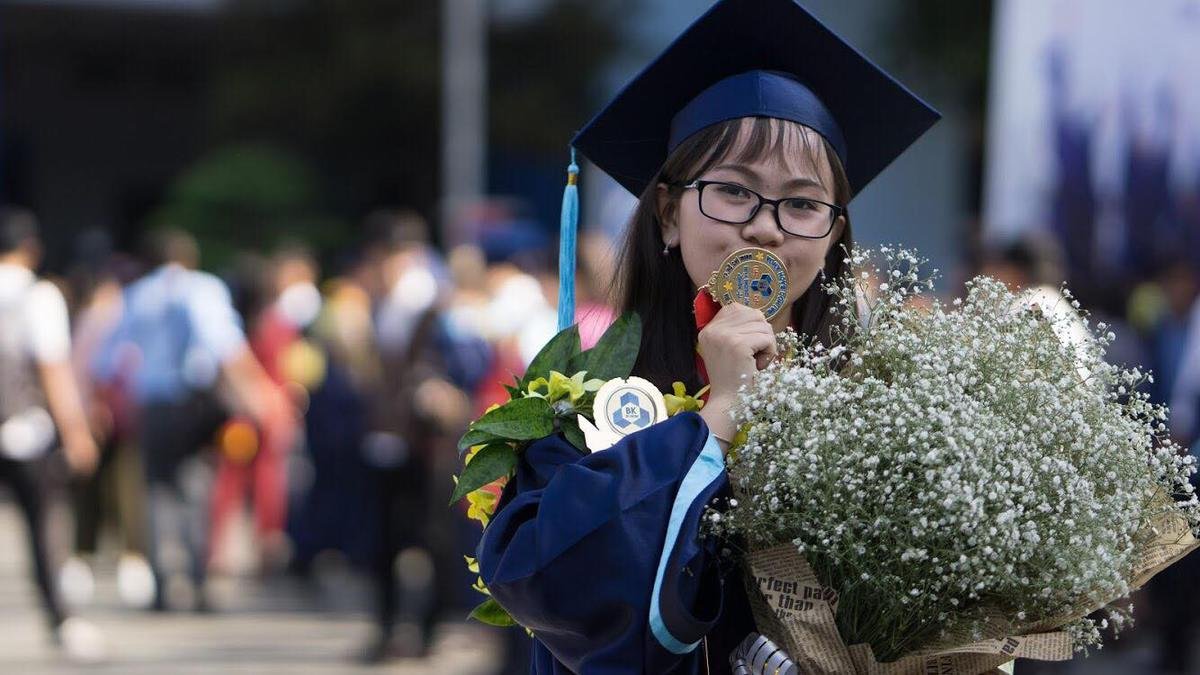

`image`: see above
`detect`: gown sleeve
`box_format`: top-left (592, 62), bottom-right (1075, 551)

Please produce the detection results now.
top-left (477, 411), bottom-right (729, 673)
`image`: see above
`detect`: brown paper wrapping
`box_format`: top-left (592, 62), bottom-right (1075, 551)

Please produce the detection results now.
top-left (742, 507), bottom-right (1199, 675)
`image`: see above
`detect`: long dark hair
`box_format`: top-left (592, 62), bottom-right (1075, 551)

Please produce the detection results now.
top-left (613, 117), bottom-right (855, 392)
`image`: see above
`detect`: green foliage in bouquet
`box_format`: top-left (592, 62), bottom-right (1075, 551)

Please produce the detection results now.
top-left (714, 246), bottom-right (1200, 662)
top-left (450, 312), bottom-right (642, 626)
top-left (450, 312), bottom-right (641, 503)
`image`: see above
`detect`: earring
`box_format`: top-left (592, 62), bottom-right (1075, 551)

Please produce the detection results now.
top-left (662, 243), bottom-right (672, 256)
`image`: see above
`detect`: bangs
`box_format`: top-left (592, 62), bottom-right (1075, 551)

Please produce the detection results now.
top-left (673, 117), bottom-right (844, 199)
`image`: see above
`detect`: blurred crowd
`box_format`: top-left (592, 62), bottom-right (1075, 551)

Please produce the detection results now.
top-left (7, 200), bottom-right (1200, 671)
top-left (0, 204), bottom-right (615, 668)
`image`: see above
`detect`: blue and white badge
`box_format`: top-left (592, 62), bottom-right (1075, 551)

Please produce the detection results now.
top-left (577, 377), bottom-right (668, 452)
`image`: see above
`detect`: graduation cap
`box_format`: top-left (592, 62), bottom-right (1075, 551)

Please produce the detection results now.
top-left (571, 0), bottom-right (941, 198)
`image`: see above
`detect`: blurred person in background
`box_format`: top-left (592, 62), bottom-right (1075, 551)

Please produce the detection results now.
top-left (565, 232), bottom-right (617, 349)
top-left (357, 209), bottom-right (491, 663)
top-left (979, 232), bottom-right (1146, 372)
top-left (92, 228), bottom-right (294, 612)
top-left (0, 207), bottom-right (104, 661)
top-left (209, 244), bottom-right (317, 573)
top-left (60, 233), bottom-right (154, 610)
top-left (1128, 261), bottom-right (1198, 408)
top-left (474, 262), bottom-right (552, 407)
top-left (1171, 290), bottom-right (1200, 450)
top-left (444, 244), bottom-right (491, 350)
top-left (287, 253), bottom-right (380, 575)
top-left (1155, 280), bottom-right (1200, 672)
top-left (1086, 262), bottom-right (1200, 675)
top-left (470, 234), bottom-right (616, 414)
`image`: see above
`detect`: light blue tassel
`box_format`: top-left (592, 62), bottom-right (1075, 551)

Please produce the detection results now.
top-left (557, 148), bottom-right (580, 331)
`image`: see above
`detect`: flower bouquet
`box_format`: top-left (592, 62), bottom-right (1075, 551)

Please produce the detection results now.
top-left (714, 247), bottom-right (1200, 674)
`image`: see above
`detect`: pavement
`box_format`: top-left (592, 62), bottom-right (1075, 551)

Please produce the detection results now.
top-left (0, 498), bottom-right (504, 674)
top-left (2, 491), bottom-right (1193, 675)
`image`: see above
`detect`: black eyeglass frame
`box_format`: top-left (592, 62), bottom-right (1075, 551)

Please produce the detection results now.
top-left (680, 179), bottom-right (844, 239)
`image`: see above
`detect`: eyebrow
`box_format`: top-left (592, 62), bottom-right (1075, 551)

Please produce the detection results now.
top-left (709, 164), bottom-right (825, 192)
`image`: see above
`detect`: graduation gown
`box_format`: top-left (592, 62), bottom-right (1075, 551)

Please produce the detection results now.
top-left (477, 411), bottom-right (756, 674)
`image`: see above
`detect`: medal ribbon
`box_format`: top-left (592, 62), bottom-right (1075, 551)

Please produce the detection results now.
top-left (693, 288), bottom-right (721, 397)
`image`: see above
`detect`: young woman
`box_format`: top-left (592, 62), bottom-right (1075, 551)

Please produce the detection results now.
top-left (477, 0), bottom-right (940, 672)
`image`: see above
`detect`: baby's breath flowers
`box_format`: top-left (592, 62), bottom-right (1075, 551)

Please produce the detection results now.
top-left (716, 246), bottom-right (1200, 662)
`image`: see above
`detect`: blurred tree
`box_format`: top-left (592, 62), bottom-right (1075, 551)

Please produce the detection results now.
top-left (147, 143), bottom-right (344, 271)
top-left (204, 0), bottom-right (620, 237)
top-left (885, 0), bottom-right (994, 216)
top-left (210, 1), bottom-right (441, 224)
top-left (888, 0), bottom-right (993, 96)
top-left (489, 0), bottom-right (623, 155)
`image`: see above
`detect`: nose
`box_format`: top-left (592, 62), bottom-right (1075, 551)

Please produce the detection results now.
top-left (740, 203), bottom-right (785, 247)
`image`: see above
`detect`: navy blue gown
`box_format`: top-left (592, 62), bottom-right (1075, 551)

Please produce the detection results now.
top-left (477, 412), bottom-right (756, 674)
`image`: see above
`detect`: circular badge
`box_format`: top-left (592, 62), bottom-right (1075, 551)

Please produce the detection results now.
top-left (705, 247), bottom-right (790, 320)
top-left (592, 377), bottom-right (668, 440)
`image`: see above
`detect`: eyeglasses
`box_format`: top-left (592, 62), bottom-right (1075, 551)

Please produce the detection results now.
top-left (680, 180), bottom-right (843, 239)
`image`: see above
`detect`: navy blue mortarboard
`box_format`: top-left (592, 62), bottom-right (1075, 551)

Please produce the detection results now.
top-left (570, 0), bottom-right (941, 198)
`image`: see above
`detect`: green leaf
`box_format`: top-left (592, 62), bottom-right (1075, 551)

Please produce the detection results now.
top-left (469, 597), bottom-right (516, 627)
top-left (560, 416), bottom-right (589, 454)
top-left (458, 426), bottom-right (503, 452)
top-left (450, 443), bottom-right (518, 504)
top-left (472, 396), bottom-right (555, 440)
top-left (520, 324), bottom-right (580, 389)
top-left (503, 383), bottom-right (522, 399)
top-left (579, 312), bottom-right (642, 381)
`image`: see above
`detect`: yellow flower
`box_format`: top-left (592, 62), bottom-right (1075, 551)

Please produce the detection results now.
top-left (725, 424), bottom-right (750, 461)
top-left (472, 575), bottom-right (491, 596)
top-left (527, 370), bottom-right (604, 404)
top-left (553, 370), bottom-right (591, 403)
top-left (466, 488), bottom-right (498, 527)
top-left (525, 376), bottom-right (550, 398)
top-left (731, 424), bottom-right (748, 447)
top-left (664, 381), bottom-right (710, 416)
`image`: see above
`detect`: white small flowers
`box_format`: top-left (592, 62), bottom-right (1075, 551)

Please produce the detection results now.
top-left (711, 246), bottom-right (1199, 660)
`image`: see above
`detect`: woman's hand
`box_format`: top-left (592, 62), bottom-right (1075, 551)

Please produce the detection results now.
top-left (697, 303), bottom-right (776, 445)
top-left (698, 302), bottom-right (777, 397)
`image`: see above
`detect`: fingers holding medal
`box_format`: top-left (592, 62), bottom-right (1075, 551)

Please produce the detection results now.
top-left (698, 247), bottom-right (788, 400)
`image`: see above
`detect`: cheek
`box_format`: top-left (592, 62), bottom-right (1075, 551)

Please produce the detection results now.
top-left (676, 200), bottom-right (740, 289)
top-left (779, 241), bottom-right (832, 301)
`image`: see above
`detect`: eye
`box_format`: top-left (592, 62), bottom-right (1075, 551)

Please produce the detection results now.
top-left (782, 198), bottom-right (820, 212)
top-left (713, 183), bottom-right (753, 201)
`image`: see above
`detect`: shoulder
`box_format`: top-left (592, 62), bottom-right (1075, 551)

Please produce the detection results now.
top-left (179, 270), bottom-right (237, 317)
top-left (25, 279), bottom-right (68, 321)
top-left (186, 269), bottom-right (232, 298)
top-left (24, 279), bottom-right (71, 362)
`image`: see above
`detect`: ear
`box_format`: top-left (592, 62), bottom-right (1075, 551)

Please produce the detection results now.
top-left (822, 213), bottom-right (847, 258)
top-left (830, 213), bottom-right (847, 244)
top-left (656, 182), bottom-right (680, 247)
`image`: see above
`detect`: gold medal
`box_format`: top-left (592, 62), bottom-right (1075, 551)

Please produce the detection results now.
top-left (704, 247), bottom-right (790, 320)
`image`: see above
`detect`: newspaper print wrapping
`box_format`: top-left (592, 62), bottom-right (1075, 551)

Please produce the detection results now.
top-left (742, 505), bottom-right (1198, 675)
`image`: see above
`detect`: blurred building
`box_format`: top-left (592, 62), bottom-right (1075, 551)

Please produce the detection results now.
top-left (1, 0), bottom-right (219, 265)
